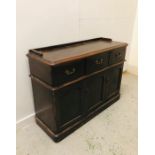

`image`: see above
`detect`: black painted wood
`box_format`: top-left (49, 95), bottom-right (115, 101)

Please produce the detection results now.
top-left (103, 65), bottom-right (123, 101)
top-left (27, 38), bottom-right (127, 142)
top-left (109, 47), bottom-right (126, 65)
top-left (52, 60), bottom-right (85, 86)
top-left (86, 52), bottom-right (109, 73)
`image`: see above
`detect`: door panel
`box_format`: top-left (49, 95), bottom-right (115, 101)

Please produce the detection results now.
top-left (103, 66), bottom-right (123, 101)
top-left (56, 82), bottom-right (83, 128)
top-left (84, 75), bottom-right (104, 112)
top-left (55, 65), bottom-right (123, 130)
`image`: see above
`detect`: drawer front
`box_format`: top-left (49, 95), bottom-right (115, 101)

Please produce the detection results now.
top-left (109, 47), bottom-right (126, 65)
top-left (86, 52), bottom-right (108, 73)
top-left (52, 60), bottom-right (85, 86)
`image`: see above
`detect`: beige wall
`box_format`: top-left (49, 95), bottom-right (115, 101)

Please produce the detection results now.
top-left (17, 0), bottom-right (137, 122)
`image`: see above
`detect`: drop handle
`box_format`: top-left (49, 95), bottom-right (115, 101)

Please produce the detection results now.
top-left (64, 68), bottom-right (76, 75)
top-left (95, 58), bottom-right (104, 65)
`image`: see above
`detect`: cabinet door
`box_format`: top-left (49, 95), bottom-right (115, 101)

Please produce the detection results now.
top-left (55, 82), bottom-right (83, 129)
top-left (103, 65), bottom-right (123, 101)
top-left (84, 75), bottom-right (104, 112)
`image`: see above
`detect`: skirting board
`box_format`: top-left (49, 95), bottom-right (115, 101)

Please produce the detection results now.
top-left (16, 113), bottom-right (35, 125)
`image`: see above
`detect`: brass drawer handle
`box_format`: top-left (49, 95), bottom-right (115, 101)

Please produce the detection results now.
top-left (65, 68), bottom-right (76, 75)
top-left (95, 58), bottom-right (104, 65)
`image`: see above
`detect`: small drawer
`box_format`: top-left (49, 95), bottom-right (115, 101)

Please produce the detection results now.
top-left (109, 47), bottom-right (126, 65)
top-left (52, 60), bottom-right (85, 86)
top-left (86, 52), bottom-right (108, 73)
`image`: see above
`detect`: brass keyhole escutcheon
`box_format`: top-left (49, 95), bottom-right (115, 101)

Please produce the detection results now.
top-left (115, 53), bottom-right (121, 57)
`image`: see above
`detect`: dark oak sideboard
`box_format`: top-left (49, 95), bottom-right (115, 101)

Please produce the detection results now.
top-left (27, 38), bottom-right (127, 142)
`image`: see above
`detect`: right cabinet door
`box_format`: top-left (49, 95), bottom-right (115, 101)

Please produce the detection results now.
top-left (84, 75), bottom-right (104, 112)
top-left (103, 65), bottom-right (123, 101)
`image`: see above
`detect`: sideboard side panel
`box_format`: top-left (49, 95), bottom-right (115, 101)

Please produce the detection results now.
top-left (28, 57), bottom-right (52, 84)
top-left (31, 79), bottom-right (57, 132)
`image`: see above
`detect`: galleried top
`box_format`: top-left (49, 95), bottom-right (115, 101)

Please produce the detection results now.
top-left (27, 37), bottom-right (127, 66)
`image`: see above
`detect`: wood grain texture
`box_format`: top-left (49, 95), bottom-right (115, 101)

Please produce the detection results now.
top-left (27, 37), bottom-right (127, 142)
top-left (27, 38), bottom-right (127, 66)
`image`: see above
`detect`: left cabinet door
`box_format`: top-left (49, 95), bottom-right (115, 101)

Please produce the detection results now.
top-left (55, 82), bottom-right (84, 129)
top-left (84, 75), bottom-right (104, 112)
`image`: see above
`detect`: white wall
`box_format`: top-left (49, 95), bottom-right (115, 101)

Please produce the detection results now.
top-left (17, 0), bottom-right (137, 122)
top-left (127, 12), bottom-right (138, 75)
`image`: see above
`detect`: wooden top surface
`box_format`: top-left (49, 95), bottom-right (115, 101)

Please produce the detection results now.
top-left (28, 38), bottom-right (127, 66)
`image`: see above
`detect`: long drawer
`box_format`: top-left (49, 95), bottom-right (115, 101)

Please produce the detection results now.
top-left (51, 60), bottom-right (85, 86)
top-left (29, 57), bottom-right (85, 87)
